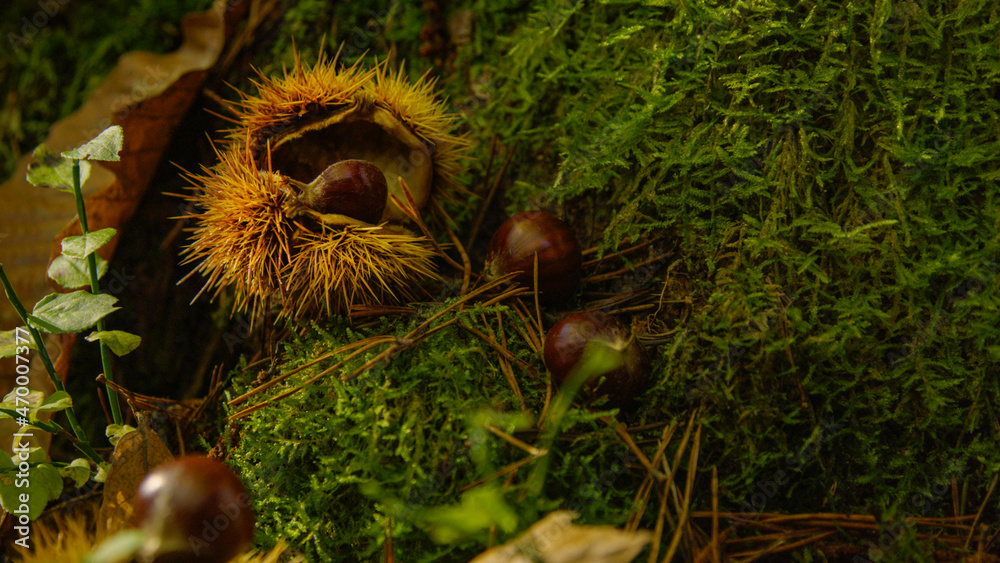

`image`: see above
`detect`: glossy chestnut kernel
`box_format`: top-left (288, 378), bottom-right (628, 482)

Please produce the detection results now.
top-left (299, 159), bottom-right (388, 224)
top-left (544, 311), bottom-right (650, 409)
top-left (133, 455), bottom-right (254, 563)
top-left (484, 210), bottom-right (582, 301)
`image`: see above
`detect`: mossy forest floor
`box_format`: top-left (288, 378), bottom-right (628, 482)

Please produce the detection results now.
top-left (2, 0), bottom-right (998, 561)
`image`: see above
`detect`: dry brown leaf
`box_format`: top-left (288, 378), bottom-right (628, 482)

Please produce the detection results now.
top-left (469, 511), bottom-right (652, 563)
top-left (98, 426), bottom-right (173, 534)
top-left (0, 0), bottom-right (248, 455)
top-left (0, 0), bottom-right (245, 330)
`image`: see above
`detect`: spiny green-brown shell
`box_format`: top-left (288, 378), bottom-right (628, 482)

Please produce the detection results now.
top-left (181, 52), bottom-right (468, 323)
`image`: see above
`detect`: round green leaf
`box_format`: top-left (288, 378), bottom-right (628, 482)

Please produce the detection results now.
top-left (26, 144), bottom-right (92, 192)
top-left (28, 292), bottom-right (119, 334)
top-left (85, 330), bottom-right (141, 356)
top-left (106, 424), bottom-right (137, 447)
top-left (0, 328), bottom-right (36, 358)
top-left (36, 390), bottom-right (73, 416)
top-left (61, 229), bottom-right (117, 259)
top-left (0, 461), bottom-right (64, 520)
top-left (48, 254), bottom-right (109, 290)
top-left (61, 125), bottom-right (124, 162)
top-left (59, 458), bottom-right (92, 488)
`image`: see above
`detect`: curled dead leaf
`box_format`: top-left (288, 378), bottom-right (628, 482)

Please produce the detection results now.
top-left (98, 424), bottom-right (173, 534)
top-left (469, 511), bottom-right (652, 563)
top-left (0, 0), bottom-right (245, 331)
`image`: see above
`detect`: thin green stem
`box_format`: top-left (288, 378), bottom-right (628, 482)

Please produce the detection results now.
top-left (0, 266), bottom-right (103, 465)
top-left (0, 410), bottom-right (78, 444)
top-left (73, 160), bottom-right (123, 425)
top-left (526, 341), bottom-right (626, 496)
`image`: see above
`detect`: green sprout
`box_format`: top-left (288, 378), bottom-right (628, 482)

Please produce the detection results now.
top-left (0, 125), bottom-right (143, 519)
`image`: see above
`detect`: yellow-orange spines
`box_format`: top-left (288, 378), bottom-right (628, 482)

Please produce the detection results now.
top-left (367, 61), bottom-right (470, 189)
top-left (232, 51), bottom-right (374, 152)
top-left (181, 51), bottom-right (467, 323)
top-left (14, 504), bottom-right (297, 563)
top-left (282, 225), bottom-right (438, 319)
top-left (181, 140), bottom-right (440, 323)
top-left (181, 143), bottom-right (291, 322)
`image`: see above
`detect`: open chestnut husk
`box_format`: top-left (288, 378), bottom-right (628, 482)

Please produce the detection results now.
top-left (133, 455), bottom-right (254, 563)
top-left (543, 311), bottom-right (650, 409)
top-left (180, 53), bottom-right (470, 323)
top-left (484, 210), bottom-right (582, 302)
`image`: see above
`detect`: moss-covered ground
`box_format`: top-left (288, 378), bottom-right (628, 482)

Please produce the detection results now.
top-left (3, 0), bottom-right (998, 561)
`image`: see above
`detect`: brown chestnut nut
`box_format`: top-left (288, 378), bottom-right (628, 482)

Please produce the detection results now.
top-left (544, 311), bottom-right (650, 409)
top-left (293, 159), bottom-right (388, 224)
top-left (133, 455), bottom-right (254, 563)
top-left (484, 210), bottom-right (582, 301)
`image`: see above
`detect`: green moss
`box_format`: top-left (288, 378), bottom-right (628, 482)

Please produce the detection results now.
top-left (446, 0), bottom-right (1000, 505)
top-left (227, 1), bottom-right (999, 560)
top-left (10, 0), bottom-right (997, 560)
top-left (225, 305), bottom-right (645, 561)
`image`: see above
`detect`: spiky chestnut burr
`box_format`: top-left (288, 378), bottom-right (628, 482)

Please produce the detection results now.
top-left (16, 512), bottom-right (294, 563)
top-left (181, 50), bottom-right (469, 323)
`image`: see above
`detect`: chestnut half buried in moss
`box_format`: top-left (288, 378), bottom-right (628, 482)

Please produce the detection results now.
top-left (484, 210), bottom-right (583, 302)
top-left (544, 311), bottom-right (650, 409)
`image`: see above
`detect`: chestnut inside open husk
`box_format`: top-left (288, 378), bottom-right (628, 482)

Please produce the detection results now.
top-left (291, 159), bottom-right (388, 224)
top-left (181, 53), bottom-right (469, 322)
top-left (543, 311), bottom-right (650, 409)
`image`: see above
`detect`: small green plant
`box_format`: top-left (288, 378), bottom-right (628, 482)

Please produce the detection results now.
top-left (0, 125), bottom-right (141, 521)
top-left (387, 342), bottom-right (626, 546)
